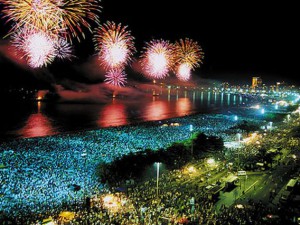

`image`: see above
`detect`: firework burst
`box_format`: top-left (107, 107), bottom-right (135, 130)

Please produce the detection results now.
top-left (0, 0), bottom-right (101, 41)
top-left (55, 0), bottom-right (102, 41)
top-left (54, 37), bottom-right (73, 60)
top-left (94, 21), bottom-right (135, 70)
top-left (176, 63), bottom-right (192, 81)
top-left (11, 27), bottom-right (73, 67)
top-left (140, 39), bottom-right (175, 79)
top-left (12, 28), bottom-right (56, 68)
top-left (174, 38), bottom-right (204, 81)
top-left (104, 69), bottom-right (127, 87)
top-left (0, 0), bottom-right (62, 35)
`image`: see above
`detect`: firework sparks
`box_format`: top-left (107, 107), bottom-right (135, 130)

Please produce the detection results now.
top-left (0, 0), bottom-right (62, 34)
top-left (174, 38), bottom-right (204, 81)
top-left (54, 37), bottom-right (73, 60)
top-left (94, 21), bottom-right (135, 70)
top-left (140, 39), bottom-right (175, 79)
top-left (56, 0), bottom-right (102, 41)
top-left (12, 28), bottom-right (56, 68)
top-left (104, 69), bottom-right (127, 87)
top-left (0, 0), bottom-right (101, 41)
top-left (11, 28), bottom-right (73, 67)
top-left (176, 63), bottom-right (192, 81)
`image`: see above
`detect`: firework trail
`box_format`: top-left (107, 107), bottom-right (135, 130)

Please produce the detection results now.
top-left (55, 0), bottom-right (102, 41)
top-left (94, 21), bottom-right (135, 70)
top-left (104, 69), bottom-right (127, 87)
top-left (140, 39), bottom-right (175, 79)
top-left (174, 38), bottom-right (204, 81)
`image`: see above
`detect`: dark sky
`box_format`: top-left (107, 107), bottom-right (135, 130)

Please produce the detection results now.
top-left (0, 1), bottom-right (299, 87)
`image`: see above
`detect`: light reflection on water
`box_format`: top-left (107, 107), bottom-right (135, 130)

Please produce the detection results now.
top-left (1, 92), bottom-right (248, 140)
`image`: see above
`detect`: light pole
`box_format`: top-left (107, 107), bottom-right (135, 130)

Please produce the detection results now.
top-left (189, 125), bottom-right (194, 157)
top-left (237, 133), bottom-right (241, 169)
top-left (156, 162), bottom-right (161, 198)
top-left (81, 150), bottom-right (87, 201)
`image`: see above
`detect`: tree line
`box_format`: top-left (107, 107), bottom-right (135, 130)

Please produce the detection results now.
top-left (96, 132), bottom-right (224, 186)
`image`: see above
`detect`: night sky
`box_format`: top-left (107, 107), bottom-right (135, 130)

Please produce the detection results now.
top-left (0, 1), bottom-right (299, 88)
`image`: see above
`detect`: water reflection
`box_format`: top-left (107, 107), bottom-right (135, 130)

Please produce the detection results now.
top-left (227, 94), bottom-right (231, 105)
top-left (17, 103), bottom-right (56, 138)
top-left (214, 92), bottom-right (217, 103)
top-left (98, 100), bottom-right (128, 127)
top-left (143, 100), bottom-right (170, 121)
top-left (207, 92), bottom-right (211, 106)
top-left (221, 93), bottom-right (224, 105)
top-left (4, 92), bottom-right (248, 139)
top-left (176, 98), bottom-right (192, 116)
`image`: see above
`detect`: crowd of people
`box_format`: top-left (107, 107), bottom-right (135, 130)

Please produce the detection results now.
top-left (3, 101), bottom-right (297, 224)
top-left (10, 168), bottom-right (280, 225)
top-left (0, 110), bottom-right (255, 219)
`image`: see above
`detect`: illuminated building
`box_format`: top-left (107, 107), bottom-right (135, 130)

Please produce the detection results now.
top-left (252, 77), bottom-right (262, 88)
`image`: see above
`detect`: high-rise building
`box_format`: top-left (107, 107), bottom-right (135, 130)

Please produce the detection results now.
top-left (252, 77), bottom-right (262, 88)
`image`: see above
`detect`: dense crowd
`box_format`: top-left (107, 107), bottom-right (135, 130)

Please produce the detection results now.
top-left (0, 93), bottom-right (298, 224)
top-left (11, 169), bottom-right (280, 225)
top-left (0, 111), bottom-right (255, 219)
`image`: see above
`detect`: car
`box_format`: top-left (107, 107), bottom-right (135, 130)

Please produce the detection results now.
top-left (262, 214), bottom-right (280, 221)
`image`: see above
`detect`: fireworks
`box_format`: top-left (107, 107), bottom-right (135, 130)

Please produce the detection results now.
top-left (140, 39), bottom-right (174, 79)
top-left (12, 28), bottom-right (56, 68)
top-left (94, 21), bottom-right (135, 70)
top-left (176, 63), bottom-right (192, 81)
top-left (174, 38), bottom-right (204, 81)
top-left (0, 0), bottom-right (101, 41)
top-left (104, 69), bottom-right (127, 87)
top-left (0, 0), bottom-right (61, 34)
top-left (0, 0), bottom-right (205, 83)
top-left (54, 37), bottom-right (73, 60)
top-left (12, 28), bottom-right (73, 68)
top-left (55, 0), bottom-right (102, 41)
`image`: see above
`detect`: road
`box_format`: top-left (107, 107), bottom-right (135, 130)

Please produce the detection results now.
top-left (214, 159), bottom-right (297, 212)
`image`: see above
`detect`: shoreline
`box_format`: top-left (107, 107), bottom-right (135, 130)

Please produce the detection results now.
top-left (0, 103), bottom-right (250, 144)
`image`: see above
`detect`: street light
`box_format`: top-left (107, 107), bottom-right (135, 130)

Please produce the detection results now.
top-left (155, 162), bottom-right (161, 198)
top-left (269, 121), bottom-right (273, 130)
top-left (207, 158), bottom-right (215, 165)
top-left (81, 150), bottom-right (87, 201)
top-left (189, 125), bottom-right (194, 156)
top-left (236, 133), bottom-right (241, 169)
top-left (237, 133), bottom-right (241, 145)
